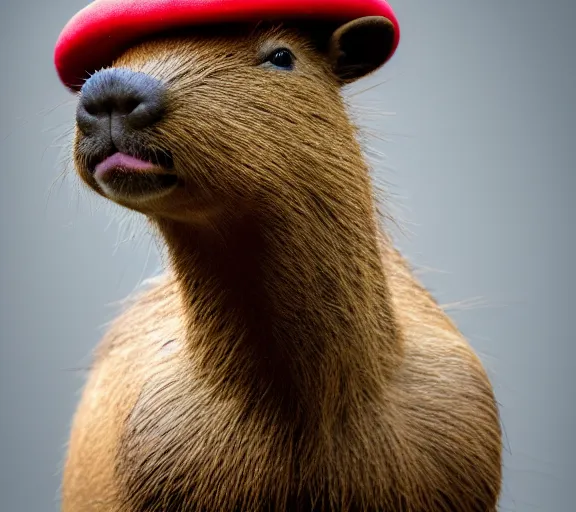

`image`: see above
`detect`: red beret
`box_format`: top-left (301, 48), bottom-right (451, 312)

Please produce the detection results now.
top-left (54, 0), bottom-right (400, 92)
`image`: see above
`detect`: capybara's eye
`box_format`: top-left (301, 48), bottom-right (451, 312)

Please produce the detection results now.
top-left (266, 48), bottom-right (295, 70)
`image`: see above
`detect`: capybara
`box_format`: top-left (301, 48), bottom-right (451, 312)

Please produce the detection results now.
top-left (54, 2), bottom-right (502, 510)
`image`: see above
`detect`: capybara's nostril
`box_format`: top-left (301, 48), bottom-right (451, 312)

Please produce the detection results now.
top-left (76, 68), bottom-right (166, 135)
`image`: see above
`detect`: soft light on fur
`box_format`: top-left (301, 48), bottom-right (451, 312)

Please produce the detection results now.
top-left (62, 21), bottom-right (502, 512)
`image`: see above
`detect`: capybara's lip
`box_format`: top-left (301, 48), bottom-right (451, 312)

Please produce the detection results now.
top-left (87, 147), bottom-right (174, 176)
top-left (91, 150), bottom-right (179, 200)
top-left (94, 164), bottom-right (180, 200)
top-left (94, 152), bottom-right (160, 180)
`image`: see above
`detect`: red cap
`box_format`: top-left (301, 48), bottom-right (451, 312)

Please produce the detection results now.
top-left (54, 0), bottom-right (400, 91)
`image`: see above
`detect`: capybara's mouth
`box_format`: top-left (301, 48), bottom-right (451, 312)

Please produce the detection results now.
top-left (91, 150), bottom-right (178, 200)
top-left (97, 166), bottom-right (179, 199)
top-left (87, 147), bottom-right (174, 176)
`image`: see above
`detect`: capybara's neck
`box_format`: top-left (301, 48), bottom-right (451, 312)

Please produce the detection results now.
top-left (155, 170), bottom-right (402, 425)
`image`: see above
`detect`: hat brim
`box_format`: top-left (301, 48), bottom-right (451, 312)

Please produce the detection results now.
top-left (54, 0), bottom-right (400, 91)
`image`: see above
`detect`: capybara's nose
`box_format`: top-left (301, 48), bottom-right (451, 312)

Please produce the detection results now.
top-left (76, 68), bottom-right (166, 135)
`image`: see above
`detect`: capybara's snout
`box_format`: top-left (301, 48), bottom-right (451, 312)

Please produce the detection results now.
top-left (77, 68), bottom-right (167, 138)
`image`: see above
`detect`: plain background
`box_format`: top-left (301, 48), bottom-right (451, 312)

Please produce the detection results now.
top-left (1, 0), bottom-right (574, 510)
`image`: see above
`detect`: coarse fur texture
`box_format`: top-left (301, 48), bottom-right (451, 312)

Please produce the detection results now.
top-left (61, 21), bottom-right (503, 512)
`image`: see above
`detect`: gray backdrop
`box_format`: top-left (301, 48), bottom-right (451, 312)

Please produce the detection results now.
top-left (1, 0), bottom-right (574, 510)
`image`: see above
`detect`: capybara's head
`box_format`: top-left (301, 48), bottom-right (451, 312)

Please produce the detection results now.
top-left (72, 18), bottom-right (395, 222)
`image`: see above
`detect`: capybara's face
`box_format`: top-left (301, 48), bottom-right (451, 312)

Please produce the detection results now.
top-left (72, 18), bottom-right (396, 222)
top-left (72, 24), bottom-right (347, 222)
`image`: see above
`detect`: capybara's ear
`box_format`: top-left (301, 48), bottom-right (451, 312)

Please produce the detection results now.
top-left (328, 16), bottom-right (396, 84)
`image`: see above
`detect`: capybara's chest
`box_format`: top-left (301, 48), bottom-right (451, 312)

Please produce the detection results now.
top-left (66, 289), bottom-right (499, 512)
top-left (104, 337), bottom-right (392, 511)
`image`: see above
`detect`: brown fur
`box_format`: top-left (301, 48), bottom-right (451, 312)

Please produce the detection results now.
top-left (62, 22), bottom-right (502, 512)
